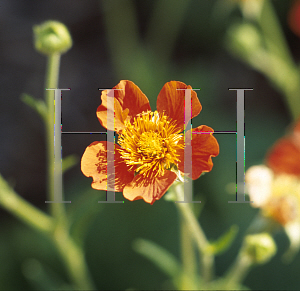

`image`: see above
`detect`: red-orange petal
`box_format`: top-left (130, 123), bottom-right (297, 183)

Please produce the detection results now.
top-left (156, 81), bottom-right (202, 132)
top-left (288, 1), bottom-right (300, 38)
top-left (266, 138), bottom-right (300, 177)
top-left (81, 141), bottom-right (134, 191)
top-left (123, 171), bottom-right (177, 204)
top-left (266, 118), bottom-right (300, 177)
top-left (97, 80), bottom-right (151, 134)
top-left (177, 125), bottom-right (219, 180)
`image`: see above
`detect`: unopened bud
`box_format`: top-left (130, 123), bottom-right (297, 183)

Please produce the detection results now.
top-left (242, 233), bottom-right (277, 264)
top-left (33, 20), bottom-right (72, 55)
top-left (226, 23), bottom-right (263, 63)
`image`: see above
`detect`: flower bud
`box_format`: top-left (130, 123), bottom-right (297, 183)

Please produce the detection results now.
top-left (33, 20), bottom-right (72, 55)
top-left (242, 233), bottom-right (277, 264)
top-left (239, 0), bottom-right (264, 20)
top-left (226, 23), bottom-right (263, 60)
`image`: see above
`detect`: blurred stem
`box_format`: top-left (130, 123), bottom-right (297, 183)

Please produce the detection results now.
top-left (44, 53), bottom-right (66, 219)
top-left (0, 175), bottom-right (95, 289)
top-left (258, 0), bottom-right (300, 120)
top-left (238, 0), bottom-right (300, 120)
top-left (180, 218), bottom-right (197, 288)
top-left (0, 174), bottom-right (53, 234)
top-left (99, 0), bottom-right (153, 90)
top-left (43, 54), bottom-right (95, 289)
top-left (145, 0), bottom-right (191, 67)
top-left (223, 253), bottom-right (252, 289)
top-left (258, 0), bottom-right (293, 67)
top-left (53, 223), bottom-right (95, 290)
top-left (173, 183), bottom-right (214, 283)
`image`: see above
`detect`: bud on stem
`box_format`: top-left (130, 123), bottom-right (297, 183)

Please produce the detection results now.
top-left (242, 233), bottom-right (277, 264)
top-left (33, 20), bottom-right (72, 55)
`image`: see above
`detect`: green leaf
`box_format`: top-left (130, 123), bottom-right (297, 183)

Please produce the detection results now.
top-left (133, 238), bottom-right (181, 279)
top-left (62, 155), bottom-right (79, 173)
top-left (22, 258), bottom-right (72, 290)
top-left (21, 93), bottom-right (47, 121)
top-left (207, 225), bottom-right (239, 255)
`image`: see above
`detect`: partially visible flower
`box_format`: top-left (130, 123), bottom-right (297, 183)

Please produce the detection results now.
top-left (33, 20), bottom-right (72, 55)
top-left (246, 119), bottom-right (300, 222)
top-left (246, 165), bottom-right (300, 225)
top-left (288, 1), bottom-right (300, 38)
top-left (245, 119), bottom-right (300, 258)
top-left (81, 80), bottom-right (219, 204)
top-left (266, 118), bottom-right (300, 177)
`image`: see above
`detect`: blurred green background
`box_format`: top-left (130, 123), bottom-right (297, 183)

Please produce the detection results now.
top-left (0, 0), bottom-right (299, 290)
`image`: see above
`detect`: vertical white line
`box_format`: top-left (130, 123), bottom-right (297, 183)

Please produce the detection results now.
top-left (175, 88), bottom-right (201, 203)
top-left (184, 89), bottom-right (193, 203)
top-left (46, 88), bottom-right (71, 203)
top-left (228, 88), bottom-right (253, 204)
top-left (98, 88), bottom-right (123, 203)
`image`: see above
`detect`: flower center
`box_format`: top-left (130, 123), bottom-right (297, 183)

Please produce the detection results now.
top-left (118, 110), bottom-right (183, 179)
top-left (138, 131), bottom-right (164, 158)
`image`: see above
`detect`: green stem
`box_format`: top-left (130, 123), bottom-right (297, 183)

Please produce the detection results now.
top-left (256, 0), bottom-right (300, 120)
top-left (145, 0), bottom-right (191, 66)
top-left (99, 0), bottom-right (145, 80)
top-left (99, 0), bottom-right (159, 99)
top-left (53, 223), bottom-right (95, 290)
top-left (258, 0), bottom-right (293, 67)
top-left (0, 174), bottom-right (53, 234)
top-left (223, 254), bottom-right (252, 289)
top-left (179, 218), bottom-right (197, 289)
top-left (173, 183), bottom-right (214, 283)
top-left (0, 175), bottom-right (95, 289)
top-left (43, 54), bottom-right (95, 289)
top-left (44, 53), bottom-right (66, 219)
top-left (181, 219), bottom-right (196, 276)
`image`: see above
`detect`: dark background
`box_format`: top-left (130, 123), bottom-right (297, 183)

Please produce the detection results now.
top-left (0, 0), bottom-right (299, 290)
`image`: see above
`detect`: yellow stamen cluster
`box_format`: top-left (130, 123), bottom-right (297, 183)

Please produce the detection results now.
top-left (118, 110), bottom-right (184, 179)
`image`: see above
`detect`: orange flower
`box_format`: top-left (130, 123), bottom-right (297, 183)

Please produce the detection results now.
top-left (266, 118), bottom-right (300, 177)
top-left (246, 119), bottom-right (300, 259)
top-left (246, 119), bottom-right (300, 225)
top-left (81, 80), bottom-right (219, 204)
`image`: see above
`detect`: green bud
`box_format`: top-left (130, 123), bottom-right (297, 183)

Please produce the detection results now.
top-left (242, 233), bottom-right (277, 264)
top-left (239, 0), bottom-right (264, 20)
top-left (33, 20), bottom-right (72, 55)
top-left (227, 23), bottom-right (262, 58)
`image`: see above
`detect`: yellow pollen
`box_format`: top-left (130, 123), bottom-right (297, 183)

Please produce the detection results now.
top-left (118, 110), bottom-right (184, 179)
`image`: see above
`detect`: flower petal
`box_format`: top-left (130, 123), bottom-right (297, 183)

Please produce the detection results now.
top-left (264, 195), bottom-right (299, 226)
top-left (266, 135), bottom-right (300, 177)
top-left (288, 0), bottom-right (300, 38)
top-left (81, 141), bottom-right (134, 191)
top-left (177, 125), bottom-right (219, 180)
top-left (156, 81), bottom-right (202, 131)
top-left (245, 165), bottom-right (273, 207)
top-left (97, 80), bottom-right (151, 133)
top-left (123, 171), bottom-right (177, 204)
